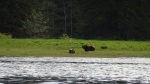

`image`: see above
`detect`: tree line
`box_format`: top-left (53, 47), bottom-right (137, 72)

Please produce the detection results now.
top-left (0, 0), bottom-right (150, 40)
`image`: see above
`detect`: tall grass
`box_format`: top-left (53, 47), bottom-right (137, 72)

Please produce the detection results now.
top-left (0, 39), bottom-right (149, 57)
top-left (0, 33), bottom-right (12, 39)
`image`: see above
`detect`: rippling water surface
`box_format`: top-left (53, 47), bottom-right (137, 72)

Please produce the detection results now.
top-left (0, 56), bottom-right (150, 84)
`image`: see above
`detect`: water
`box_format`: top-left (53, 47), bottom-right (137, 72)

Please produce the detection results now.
top-left (0, 57), bottom-right (150, 84)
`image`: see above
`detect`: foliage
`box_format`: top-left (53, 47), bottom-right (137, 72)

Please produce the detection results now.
top-left (59, 33), bottom-right (70, 39)
top-left (22, 9), bottom-right (49, 38)
top-left (0, 33), bottom-right (12, 39)
top-left (0, 0), bottom-right (150, 40)
top-left (78, 0), bottom-right (150, 40)
top-left (101, 46), bottom-right (108, 49)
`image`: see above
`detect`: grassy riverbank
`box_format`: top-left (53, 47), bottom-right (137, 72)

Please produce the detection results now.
top-left (0, 39), bottom-right (150, 57)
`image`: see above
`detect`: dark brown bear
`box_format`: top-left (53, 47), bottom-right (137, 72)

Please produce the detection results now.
top-left (69, 48), bottom-right (75, 54)
top-left (82, 45), bottom-right (95, 52)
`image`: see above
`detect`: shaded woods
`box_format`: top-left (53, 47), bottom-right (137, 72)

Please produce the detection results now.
top-left (0, 0), bottom-right (150, 40)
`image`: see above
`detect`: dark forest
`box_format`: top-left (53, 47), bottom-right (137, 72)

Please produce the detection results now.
top-left (0, 0), bottom-right (150, 40)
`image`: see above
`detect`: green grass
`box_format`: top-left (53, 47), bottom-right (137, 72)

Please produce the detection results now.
top-left (0, 39), bottom-right (150, 57)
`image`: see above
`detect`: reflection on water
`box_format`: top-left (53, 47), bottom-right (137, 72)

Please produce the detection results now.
top-left (0, 57), bottom-right (150, 84)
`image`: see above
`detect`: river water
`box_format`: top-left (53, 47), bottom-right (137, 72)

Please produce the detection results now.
top-left (0, 57), bottom-right (150, 84)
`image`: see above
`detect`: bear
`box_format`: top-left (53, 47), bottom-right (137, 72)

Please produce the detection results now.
top-left (82, 45), bottom-right (95, 52)
top-left (69, 48), bottom-right (75, 54)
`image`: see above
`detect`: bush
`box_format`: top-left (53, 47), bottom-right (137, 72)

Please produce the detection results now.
top-left (101, 46), bottom-right (108, 49)
top-left (0, 33), bottom-right (12, 39)
top-left (59, 33), bottom-right (69, 39)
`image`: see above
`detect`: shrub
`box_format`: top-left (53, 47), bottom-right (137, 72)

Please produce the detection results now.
top-left (59, 33), bottom-right (69, 39)
top-left (0, 33), bottom-right (12, 39)
top-left (101, 46), bottom-right (108, 49)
